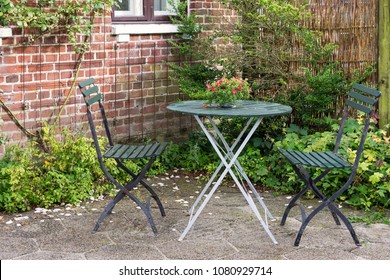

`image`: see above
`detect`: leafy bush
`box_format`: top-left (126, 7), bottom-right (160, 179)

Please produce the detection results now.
top-left (285, 63), bottom-right (376, 132)
top-left (261, 120), bottom-right (390, 210)
top-left (161, 132), bottom-right (218, 171)
top-left (0, 127), bottom-right (142, 212)
top-left (1, 120), bottom-right (388, 213)
top-left (199, 117), bottom-right (389, 211)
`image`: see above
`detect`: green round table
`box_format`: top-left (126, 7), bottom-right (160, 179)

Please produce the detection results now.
top-left (167, 100), bottom-right (292, 244)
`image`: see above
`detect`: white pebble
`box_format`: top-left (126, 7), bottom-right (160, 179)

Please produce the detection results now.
top-left (14, 216), bottom-right (29, 221)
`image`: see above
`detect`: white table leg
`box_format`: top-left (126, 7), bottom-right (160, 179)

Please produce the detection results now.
top-left (209, 118), bottom-right (275, 220)
top-left (179, 115), bottom-right (277, 244)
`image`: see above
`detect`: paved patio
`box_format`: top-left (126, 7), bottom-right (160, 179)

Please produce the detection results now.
top-left (1, 170), bottom-right (389, 260)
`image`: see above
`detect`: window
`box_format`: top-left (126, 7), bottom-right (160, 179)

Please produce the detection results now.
top-left (113, 0), bottom-right (177, 22)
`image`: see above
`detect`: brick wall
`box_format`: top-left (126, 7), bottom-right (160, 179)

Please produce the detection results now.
top-left (1, 1), bottom-right (227, 156)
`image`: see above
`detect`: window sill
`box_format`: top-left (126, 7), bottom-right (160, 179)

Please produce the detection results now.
top-left (112, 23), bottom-right (180, 41)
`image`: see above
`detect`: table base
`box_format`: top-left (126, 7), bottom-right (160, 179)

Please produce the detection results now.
top-left (178, 116), bottom-right (278, 244)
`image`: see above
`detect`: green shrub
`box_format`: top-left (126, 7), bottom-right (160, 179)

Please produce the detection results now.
top-left (161, 132), bottom-right (217, 171)
top-left (161, 117), bottom-right (389, 211)
top-left (0, 127), bottom-right (142, 212)
top-left (1, 120), bottom-right (388, 213)
top-left (285, 64), bottom-right (376, 132)
top-left (262, 120), bottom-right (390, 210)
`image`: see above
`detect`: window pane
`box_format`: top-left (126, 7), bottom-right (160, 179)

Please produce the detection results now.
top-left (154, 0), bottom-right (176, 15)
top-left (114, 0), bottom-right (143, 16)
top-left (154, 0), bottom-right (167, 11)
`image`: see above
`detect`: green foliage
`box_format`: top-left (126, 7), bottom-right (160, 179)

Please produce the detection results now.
top-left (0, 126), bottom-right (137, 213)
top-left (2, 0), bottom-right (118, 53)
top-left (217, 0), bottom-right (318, 96)
top-left (161, 118), bottom-right (389, 212)
top-left (268, 120), bottom-right (390, 209)
top-left (0, 119), bottom-right (7, 145)
top-left (168, 0), bottom-right (202, 46)
top-left (349, 210), bottom-right (390, 225)
top-left (168, 63), bottom-right (224, 99)
top-left (168, 0), bottom-right (375, 136)
top-left (160, 132), bottom-right (217, 171)
top-left (0, 0), bottom-right (13, 26)
top-left (1, 120), bottom-right (388, 214)
top-left (285, 62), bottom-right (376, 132)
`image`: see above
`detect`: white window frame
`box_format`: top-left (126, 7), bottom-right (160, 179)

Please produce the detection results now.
top-left (111, 0), bottom-right (185, 39)
top-left (114, 0), bottom-right (144, 17)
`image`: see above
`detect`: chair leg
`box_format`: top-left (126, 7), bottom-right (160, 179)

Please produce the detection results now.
top-left (294, 200), bottom-right (360, 246)
top-left (142, 183), bottom-right (166, 217)
top-left (327, 203), bottom-right (361, 246)
top-left (94, 186), bottom-right (158, 234)
top-left (281, 186), bottom-right (309, 226)
top-left (283, 165), bottom-right (359, 246)
top-left (308, 179), bottom-right (341, 226)
top-left (94, 191), bottom-right (125, 231)
top-left (293, 165), bottom-right (341, 226)
top-left (94, 159), bottom-right (160, 234)
top-left (116, 159), bottom-right (166, 217)
top-left (294, 201), bottom-right (327, 246)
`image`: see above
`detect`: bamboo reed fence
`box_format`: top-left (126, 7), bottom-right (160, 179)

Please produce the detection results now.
top-left (296, 0), bottom-right (378, 81)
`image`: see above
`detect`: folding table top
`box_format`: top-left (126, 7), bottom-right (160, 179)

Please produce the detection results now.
top-left (167, 100), bottom-right (292, 118)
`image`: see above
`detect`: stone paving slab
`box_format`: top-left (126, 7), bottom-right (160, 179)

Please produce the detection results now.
top-left (0, 172), bottom-right (389, 260)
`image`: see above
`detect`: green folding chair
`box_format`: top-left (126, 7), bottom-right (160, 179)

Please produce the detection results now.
top-left (279, 84), bottom-right (381, 246)
top-left (78, 78), bottom-right (168, 234)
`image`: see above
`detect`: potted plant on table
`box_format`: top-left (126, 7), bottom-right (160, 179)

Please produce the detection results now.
top-left (204, 77), bottom-right (252, 108)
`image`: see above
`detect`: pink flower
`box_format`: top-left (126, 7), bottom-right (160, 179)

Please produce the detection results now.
top-left (232, 90), bottom-right (237, 95)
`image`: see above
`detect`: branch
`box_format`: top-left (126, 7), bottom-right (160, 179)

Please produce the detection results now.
top-left (0, 98), bottom-right (37, 139)
top-left (53, 32), bottom-right (91, 125)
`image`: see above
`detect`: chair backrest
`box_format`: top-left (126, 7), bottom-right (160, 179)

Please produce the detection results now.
top-left (334, 84), bottom-right (381, 170)
top-left (78, 78), bottom-right (114, 158)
